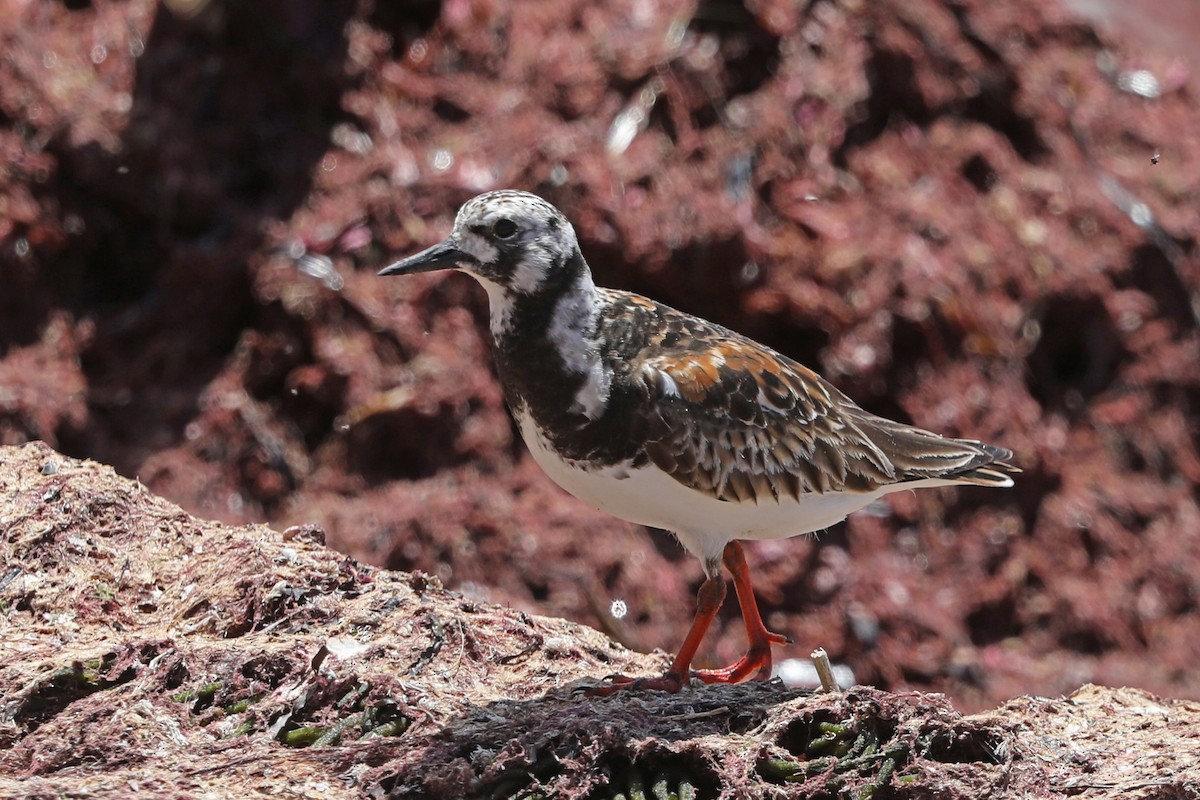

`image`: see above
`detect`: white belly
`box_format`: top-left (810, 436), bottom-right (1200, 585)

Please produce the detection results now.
top-left (516, 411), bottom-right (921, 564)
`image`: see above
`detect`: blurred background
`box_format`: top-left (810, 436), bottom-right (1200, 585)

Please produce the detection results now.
top-left (1, 0), bottom-right (1197, 712)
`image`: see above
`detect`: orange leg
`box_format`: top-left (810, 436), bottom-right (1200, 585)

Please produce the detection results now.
top-left (692, 541), bottom-right (791, 684)
top-left (591, 541), bottom-right (790, 695)
top-left (590, 568), bottom-right (727, 695)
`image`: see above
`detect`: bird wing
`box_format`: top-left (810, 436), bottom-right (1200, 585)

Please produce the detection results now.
top-left (602, 294), bottom-right (1015, 504)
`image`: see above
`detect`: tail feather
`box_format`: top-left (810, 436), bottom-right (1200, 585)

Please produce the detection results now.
top-left (855, 414), bottom-right (1019, 489)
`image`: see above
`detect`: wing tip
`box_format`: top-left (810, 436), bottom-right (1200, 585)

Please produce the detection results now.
top-left (956, 444), bottom-right (1020, 488)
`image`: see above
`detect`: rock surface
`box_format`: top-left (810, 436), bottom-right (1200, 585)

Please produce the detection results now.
top-left (4, 442), bottom-right (1200, 798)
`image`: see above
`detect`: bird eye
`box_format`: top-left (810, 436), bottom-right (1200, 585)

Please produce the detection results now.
top-left (492, 219), bottom-right (518, 239)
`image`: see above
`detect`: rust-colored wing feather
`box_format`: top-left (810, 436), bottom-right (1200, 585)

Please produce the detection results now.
top-left (599, 291), bottom-right (1016, 504)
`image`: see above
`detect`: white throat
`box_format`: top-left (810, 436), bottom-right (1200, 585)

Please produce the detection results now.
top-left (476, 275), bottom-right (516, 336)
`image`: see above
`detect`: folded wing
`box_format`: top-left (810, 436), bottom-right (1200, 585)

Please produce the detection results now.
top-left (624, 311), bottom-right (1015, 504)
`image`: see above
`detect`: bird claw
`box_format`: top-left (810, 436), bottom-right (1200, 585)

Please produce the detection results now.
top-left (691, 643), bottom-right (780, 684)
top-left (585, 671), bottom-right (686, 696)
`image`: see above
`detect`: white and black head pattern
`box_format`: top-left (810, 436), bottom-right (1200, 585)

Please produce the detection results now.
top-left (453, 191), bottom-right (580, 295)
top-left (380, 191), bottom-right (584, 325)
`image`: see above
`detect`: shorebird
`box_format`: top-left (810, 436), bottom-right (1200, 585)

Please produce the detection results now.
top-left (380, 190), bottom-right (1016, 693)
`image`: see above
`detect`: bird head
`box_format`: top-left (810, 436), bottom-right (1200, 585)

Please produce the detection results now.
top-left (379, 190), bottom-right (581, 299)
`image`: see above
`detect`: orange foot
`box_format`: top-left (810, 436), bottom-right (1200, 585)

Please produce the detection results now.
top-left (692, 631), bottom-right (792, 684)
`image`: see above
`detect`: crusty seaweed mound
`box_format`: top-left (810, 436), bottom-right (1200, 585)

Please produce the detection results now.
top-left (2, 443), bottom-right (1198, 798)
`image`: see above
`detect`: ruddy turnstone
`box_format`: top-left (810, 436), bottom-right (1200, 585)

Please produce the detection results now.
top-left (380, 190), bottom-right (1017, 694)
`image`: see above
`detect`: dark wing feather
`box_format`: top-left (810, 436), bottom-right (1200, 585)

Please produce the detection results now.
top-left (599, 291), bottom-right (1016, 503)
